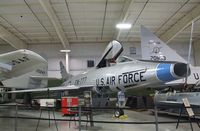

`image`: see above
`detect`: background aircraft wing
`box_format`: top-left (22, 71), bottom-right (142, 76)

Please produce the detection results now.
top-left (4, 85), bottom-right (94, 93)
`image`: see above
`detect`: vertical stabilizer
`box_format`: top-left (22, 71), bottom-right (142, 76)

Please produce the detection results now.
top-left (140, 25), bottom-right (186, 63)
top-left (59, 61), bottom-right (72, 81)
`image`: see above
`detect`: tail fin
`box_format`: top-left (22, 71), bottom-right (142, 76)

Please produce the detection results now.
top-left (59, 61), bottom-right (72, 81)
top-left (140, 25), bottom-right (186, 63)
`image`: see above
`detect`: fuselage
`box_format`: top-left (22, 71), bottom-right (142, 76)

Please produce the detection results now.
top-left (63, 60), bottom-right (188, 94)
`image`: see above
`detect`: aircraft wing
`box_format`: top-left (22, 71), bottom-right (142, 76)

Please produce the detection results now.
top-left (4, 85), bottom-right (94, 93)
top-left (156, 100), bottom-right (200, 107)
top-left (30, 76), bottom-right (59, 80)
top-left (156, 101), bottom-right (182, 105)
top-left (0, 49), bottom-right (47, 81)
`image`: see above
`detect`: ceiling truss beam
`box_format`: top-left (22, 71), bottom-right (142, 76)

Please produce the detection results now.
top-left (160, 4), bottom-right (200, 43)
top-left (0, 25), bottom-right (27, 49)
top-left (38, 0), bottom-right (69, 49)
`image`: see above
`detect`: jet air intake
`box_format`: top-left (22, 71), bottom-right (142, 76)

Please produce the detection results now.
top-left (156, 63), bottom-right (189, 82)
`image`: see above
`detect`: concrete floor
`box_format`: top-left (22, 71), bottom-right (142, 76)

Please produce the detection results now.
top-left (0, 105), bottom-right (199, 131)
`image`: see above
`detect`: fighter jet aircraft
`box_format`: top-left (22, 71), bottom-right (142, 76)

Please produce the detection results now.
top-left (6, 40), bottom-right (189, 94)
top-left (140, 25), bottom-right (200, 88)
top-left (2, 41), bottom-right (190, 117)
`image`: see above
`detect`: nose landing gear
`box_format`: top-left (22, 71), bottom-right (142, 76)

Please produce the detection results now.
top-left (114, 108), bottom-right (124, 118)
top-left (113, 90), bottom-right (126, 118)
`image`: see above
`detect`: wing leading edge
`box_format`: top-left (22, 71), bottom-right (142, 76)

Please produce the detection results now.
top-left (4, 85), bottom-right (94, 93)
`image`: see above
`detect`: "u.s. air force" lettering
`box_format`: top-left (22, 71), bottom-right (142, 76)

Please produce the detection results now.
top-left (96, 70), bottom-right (146, 86)
top-left (193, 73), bottom-right (200, 80)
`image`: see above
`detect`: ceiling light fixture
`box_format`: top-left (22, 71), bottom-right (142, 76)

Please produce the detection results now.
top-left (60, 50), bottom-right (71, 53)
top-left (116, 23), bottom-right (132, 29)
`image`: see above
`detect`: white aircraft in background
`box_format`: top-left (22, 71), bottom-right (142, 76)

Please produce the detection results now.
top-left (140, 25), bottom-right (200, 88)
top-left (0, 49), bottom-right (48, 89)
top-left (0, 49), bottom-right (49, 101)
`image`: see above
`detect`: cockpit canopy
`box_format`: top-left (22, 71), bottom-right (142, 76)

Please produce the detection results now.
top-left (116, 56), bottom-right (138, 63)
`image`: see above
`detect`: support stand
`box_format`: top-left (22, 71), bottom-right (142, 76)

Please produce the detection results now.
top-left (36, 108), bottom-right (58, 131)
top-left (154, 104), bottom-right (159, 131)
top-left (153, 91), bottom-right (160, 131)
top-left (15, 103), bottom-right (18, 131)
top-left (176, 105), bottom-right (183, 129)
top-left (83, 91), bottom-right (94, 127)
top-left (78, 105), bottom-right (81, 131)
top-left (176, 98), bottom-right (200, 130)
top-left (47, 89), bottom-right (50, 127)
top-left (36, 89), bottom-right (58, 131)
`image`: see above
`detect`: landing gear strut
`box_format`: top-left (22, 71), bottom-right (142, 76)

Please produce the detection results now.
top-left (23, 93), bottom-right (32, 106)
top-left (114, 90), bottom-right (125, 118)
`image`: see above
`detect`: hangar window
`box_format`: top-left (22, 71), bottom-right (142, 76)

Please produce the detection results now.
top-left (87, 60), bottom-right (95, 67)
top-left (130, 47), bottom-right (136, 55)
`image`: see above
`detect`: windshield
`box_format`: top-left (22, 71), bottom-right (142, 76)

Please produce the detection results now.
top-left (117, 56), bottom-right (135, 63)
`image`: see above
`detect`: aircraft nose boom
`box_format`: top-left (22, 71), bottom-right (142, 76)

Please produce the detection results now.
top-left (156, 63), bottom-right (189, 82)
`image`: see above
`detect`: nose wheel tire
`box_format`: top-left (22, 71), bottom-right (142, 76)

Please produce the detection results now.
top-left (114, 109), bottom-right (124, 118)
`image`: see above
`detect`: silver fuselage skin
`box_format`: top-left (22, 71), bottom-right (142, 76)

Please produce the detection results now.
top-left (62, 60), bottom-right (180, 93)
